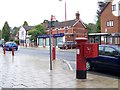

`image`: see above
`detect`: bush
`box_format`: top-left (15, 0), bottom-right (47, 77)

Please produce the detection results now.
top-left (14, 39), bottom-right (19, 45)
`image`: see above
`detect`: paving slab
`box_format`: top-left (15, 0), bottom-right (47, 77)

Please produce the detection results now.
top-left (0, 47), bottom-right (119, 89)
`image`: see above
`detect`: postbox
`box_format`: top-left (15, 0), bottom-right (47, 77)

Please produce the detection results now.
top-left (75, 38), bottom-right (98, 79)
top-left (75, 38), bottom-right (88, 79)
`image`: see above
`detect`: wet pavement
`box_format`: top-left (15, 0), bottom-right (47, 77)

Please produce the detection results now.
top-left (0, 47), bottom-right (119, 89)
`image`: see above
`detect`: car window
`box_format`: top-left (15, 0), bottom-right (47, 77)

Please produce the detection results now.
top-left (115, 46), bottom-right (120, 52)
top-left (104, 47), bottom-right (116, 56)
top-left (99, 46), bottom-right (104, 55)
top-left (118, 47), bottom-right (120, 52)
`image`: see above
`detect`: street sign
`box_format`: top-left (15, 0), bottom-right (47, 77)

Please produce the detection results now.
top-left (38, 33), bottom-right (64, 38)
top-left (53, 33), bottom-right (64, 37)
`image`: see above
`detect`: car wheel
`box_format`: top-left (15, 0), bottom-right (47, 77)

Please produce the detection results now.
top-left (86, 61), bottom-right (92, 71)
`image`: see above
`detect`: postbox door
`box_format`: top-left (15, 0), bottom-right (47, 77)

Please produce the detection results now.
top-left (76, 44), bottom-right (86, 70)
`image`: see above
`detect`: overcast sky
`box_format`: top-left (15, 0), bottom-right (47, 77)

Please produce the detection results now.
top-left (0, 0), bottom-right (101, 29)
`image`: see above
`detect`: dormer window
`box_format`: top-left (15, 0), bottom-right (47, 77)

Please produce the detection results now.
top-left (112, 4), bottom-right (116, 11)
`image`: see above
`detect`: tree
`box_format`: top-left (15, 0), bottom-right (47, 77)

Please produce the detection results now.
top-left (85, 23), bottom-right (97, 33)
top-left (12, 27), bottom-right (20, 36)
top-left (2, 21), bottom-right (10, 42)
top-left (23, 21), bottom-right (28, 26)
top-left (96, 1), bottom-right (106, 33)
top-left (96, 15), bottom-right (101, 33)
top-left (28, 24), bottom-right (46, 46)
top-left (0, 30), bottom-right (2, 39)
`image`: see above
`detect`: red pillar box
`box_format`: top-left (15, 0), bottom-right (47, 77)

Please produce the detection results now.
top-left (75, 38), bottom-right (88, 79)
top-left (52, 46), bottom-right (56, 60)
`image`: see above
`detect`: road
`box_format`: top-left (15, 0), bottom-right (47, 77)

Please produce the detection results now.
top-left (8, 47), bottom-right (76, 61)
top-left (19, 47), bottom-right (76, 70)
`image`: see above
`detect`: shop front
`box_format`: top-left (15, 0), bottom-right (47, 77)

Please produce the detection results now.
top-left (38, 33), bottom-right (64, 47)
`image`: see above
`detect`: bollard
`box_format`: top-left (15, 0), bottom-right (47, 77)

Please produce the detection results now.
top-left (26, 43), bottom-right (27, 47)
top-left (12, 47), bottom-right (14, 56)
top-left (65, 44), bottom-right (68, 50)
top-left (71, 44), bottom-right (72, 49)
top-left (52, 46), bottom-right (56, 60)
top-left (4, 47), bottom-right (6, 55)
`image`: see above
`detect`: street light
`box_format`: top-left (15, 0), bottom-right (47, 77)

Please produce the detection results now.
top-left (59, 0), bottom-right (67, 33)
top-left (59, 0), bottom-right (68, 49)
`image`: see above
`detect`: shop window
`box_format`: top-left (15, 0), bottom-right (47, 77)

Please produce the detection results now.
top-left (39, 38), bottom-right (44, 46)
top-left (46, 38), bottom-right (49, 46)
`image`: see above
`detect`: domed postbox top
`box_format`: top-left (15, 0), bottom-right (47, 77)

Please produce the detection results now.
top-left (75, 38), bottom-right (88, 43)
top-left (75, 38), bottom-right (88, 41)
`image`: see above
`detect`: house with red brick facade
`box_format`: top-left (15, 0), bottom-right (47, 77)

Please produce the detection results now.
top-left (38, 12), bottom-right (87, 47)
top-left (99, 0), bottom-right (120, 44)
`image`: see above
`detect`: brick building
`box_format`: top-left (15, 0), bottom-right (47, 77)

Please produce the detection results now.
top-left (38, 12), bottom-right (87, 47)
top-left (99, 0), bottom-right (120, 44)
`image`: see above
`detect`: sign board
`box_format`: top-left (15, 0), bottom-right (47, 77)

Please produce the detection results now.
top-left (38, 33), bottom-right (64, 38)
top-left (53, 33), bottom-right (64, 37)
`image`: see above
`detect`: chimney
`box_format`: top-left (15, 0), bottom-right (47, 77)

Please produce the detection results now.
top-left (75, 11), bottom-right (80, 20)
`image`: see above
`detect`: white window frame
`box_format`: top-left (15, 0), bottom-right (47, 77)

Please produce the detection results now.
top-left (112, 4), bottom-right (116, 11)
top-left (106, 21), bottom-right (109, 27)
top-left (106, 21), bottom-right (114, 27)
top-left (111, 21), bottom-right (114, 27)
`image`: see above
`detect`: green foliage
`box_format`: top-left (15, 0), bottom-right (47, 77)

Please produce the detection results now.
top-left (10, 38), bottom-right (14, 41)
top-left (28, 24), bottom-right (46, 45)
top-left (2, 21), bottom-right (10, 42)
top-left (96, 16), bottom-right (101, 33)
top-left (14, 39), bottom-right (19, 45)
top-left (85, 23), bottom-right (97, 33)
top-left (23, 21), bottom-right (28, 26)
top-left (0, 30), bottom-right (2, 39)
top-left (12, 27), bottom-right (19, 36)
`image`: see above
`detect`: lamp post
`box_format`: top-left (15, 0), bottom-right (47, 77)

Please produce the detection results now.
top-left (59, 0), bottom-right (68, 49)
top-left (59, 0), bottom-right (67, 30)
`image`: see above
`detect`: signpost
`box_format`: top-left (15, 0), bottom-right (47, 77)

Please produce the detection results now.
top-left (49, 27), bottom-right (52, 70)
top-left (38, 15), bottom-right (64, 70)
top-left (49, 15), bottom-right (56, 70)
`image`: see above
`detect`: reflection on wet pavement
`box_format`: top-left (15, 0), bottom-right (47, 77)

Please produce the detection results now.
top-left (0, 47), bottom-right (119, 89)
